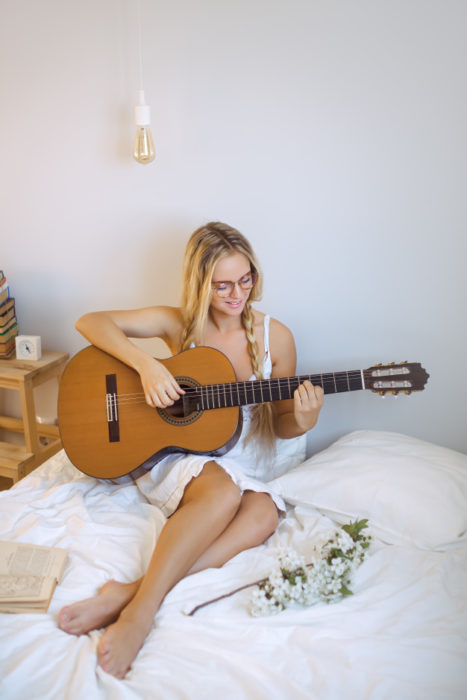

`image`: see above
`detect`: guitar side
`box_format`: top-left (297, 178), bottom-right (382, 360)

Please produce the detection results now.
top-left (58, 346), bottom-right (241, 479)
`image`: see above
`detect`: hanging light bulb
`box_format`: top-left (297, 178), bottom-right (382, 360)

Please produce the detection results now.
top-left (133, 0), bottom-right (155, 164)
top-left (134, 90), bottom-right (155, 164)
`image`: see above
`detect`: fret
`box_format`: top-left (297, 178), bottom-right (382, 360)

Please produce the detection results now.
top-left (198, 368), bottom-right (366, 411)
top-left (268, 379), bottom-right (272, 401)
top-left (335, 372), bottom-right (350, 393)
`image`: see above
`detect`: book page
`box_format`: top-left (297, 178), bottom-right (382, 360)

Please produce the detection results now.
top-left (0, 542), bottom-right (67, 581)
top-left (0, 574), bottom-right (56, 603)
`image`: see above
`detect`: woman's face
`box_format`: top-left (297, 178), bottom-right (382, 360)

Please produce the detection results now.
top-left (210, 252), bottom-right (253, 317)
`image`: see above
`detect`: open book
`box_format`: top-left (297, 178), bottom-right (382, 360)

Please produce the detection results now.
top-left (0, 541), bottom-right (68, 614)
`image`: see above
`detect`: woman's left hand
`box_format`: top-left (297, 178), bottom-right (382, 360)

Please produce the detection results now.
top-left (293, 381), bottom-right (324, 433)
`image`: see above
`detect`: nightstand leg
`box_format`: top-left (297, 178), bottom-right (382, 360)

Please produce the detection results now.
top-left (19, 377), bottom-right (40, 455)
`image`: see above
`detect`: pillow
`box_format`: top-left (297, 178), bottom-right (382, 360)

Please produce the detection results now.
top-left (268, 430), bottom-right (467, 549)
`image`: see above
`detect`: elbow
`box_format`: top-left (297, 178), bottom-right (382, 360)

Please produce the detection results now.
top-left (75, 311), bottom-right (99, 335)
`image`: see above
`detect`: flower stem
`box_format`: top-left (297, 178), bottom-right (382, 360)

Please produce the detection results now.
top-left (185, 577), bottom-right (268, 616)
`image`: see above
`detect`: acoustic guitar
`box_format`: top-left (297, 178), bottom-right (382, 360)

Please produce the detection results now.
top-left (57, 345), bottom-right (429, 479)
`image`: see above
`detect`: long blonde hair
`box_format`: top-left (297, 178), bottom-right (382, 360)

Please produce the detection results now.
top-left (180, 221), bottom-right (275, 451)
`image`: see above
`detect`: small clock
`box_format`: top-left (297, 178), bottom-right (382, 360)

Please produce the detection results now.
top-left (15, 335), bottom-right (42, 361)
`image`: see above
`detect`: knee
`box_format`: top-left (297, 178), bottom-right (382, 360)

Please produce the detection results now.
top-left (189, 461), bottom-right (242, 518)
top-left (245, 493), bottom-right (279, 545)
top-left (214, 477), bottom-right (242, 519)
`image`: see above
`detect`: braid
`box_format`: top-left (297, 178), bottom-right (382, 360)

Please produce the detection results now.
top-left (242, 304), bottom-right (276, 453)
top-left (242, 303), bottom-right (263, 380)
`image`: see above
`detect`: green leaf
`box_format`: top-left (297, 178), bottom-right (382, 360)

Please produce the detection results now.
top-left (340, 583), bottom-right (353, 597)
top-left (341, 519), bottom-right (369, 542)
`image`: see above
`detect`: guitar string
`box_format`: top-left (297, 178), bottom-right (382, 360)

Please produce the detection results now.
top-left (112, 370), bottom-right (369, 399)
top-left (109, 370), bottom-right (374, 406)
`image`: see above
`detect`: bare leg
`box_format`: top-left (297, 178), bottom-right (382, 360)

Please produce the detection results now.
top-left (188, 490), bottom-right (279, 574)
top-left (58, 488), bottom-right (278, 637)
top-left (97, 462), bottom-right (243, 678)
top-left (58, 486), bottom-right (278, 641)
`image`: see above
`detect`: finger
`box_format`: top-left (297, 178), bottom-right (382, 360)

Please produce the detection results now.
top-left (145, 389), bottom-right (174, 409)
top-left (165, 383), bottom-right (185, 401)
top-left (296, 382), bottom-right (323, 405)
top-left (314, 385), bottom-right (324, 403)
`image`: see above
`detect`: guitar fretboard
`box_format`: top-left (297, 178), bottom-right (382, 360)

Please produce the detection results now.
top-left (195, 371), bottom-right (365, 410)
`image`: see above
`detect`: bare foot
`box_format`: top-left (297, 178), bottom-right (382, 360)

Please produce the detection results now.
top-left (97, 609), bottom-right (153, 679)
top-left (58, 580), bottom-right (139, 635)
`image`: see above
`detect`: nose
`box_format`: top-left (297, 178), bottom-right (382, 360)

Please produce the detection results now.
top-left (230, 282), bottom-right (242, 298)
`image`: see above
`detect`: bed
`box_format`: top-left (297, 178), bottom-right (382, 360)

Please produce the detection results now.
top-left (1, 429), bottom-right (466, 699)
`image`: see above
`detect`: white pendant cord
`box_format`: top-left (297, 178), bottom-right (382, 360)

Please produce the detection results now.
top-left (133, 0), bottom-right (155, 162)
top-left (137, 0), bottom-right (144, 95)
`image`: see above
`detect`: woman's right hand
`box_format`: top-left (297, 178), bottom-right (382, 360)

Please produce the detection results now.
top-left (138, 356), bottom-right (185, 409)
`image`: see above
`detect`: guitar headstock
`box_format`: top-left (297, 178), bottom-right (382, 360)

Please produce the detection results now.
top-left (365, 362), bottom-right (429, 395)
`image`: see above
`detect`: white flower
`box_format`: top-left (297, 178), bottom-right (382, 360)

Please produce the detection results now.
top-left (249, 519), bottom-right (371, 616)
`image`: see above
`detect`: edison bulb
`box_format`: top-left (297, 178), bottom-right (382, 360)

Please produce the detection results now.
top-left (134, 126), bottom-right (155, 164)
top-left (134, 90), bottom-right (155, 164)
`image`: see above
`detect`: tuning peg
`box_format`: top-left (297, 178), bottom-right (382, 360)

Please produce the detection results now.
top-left (404, 390), bottom-right (412, 395)
top-left (379, 392), bottom-right (386, 398)
top-left (392, 391), bottom-right (399, 398)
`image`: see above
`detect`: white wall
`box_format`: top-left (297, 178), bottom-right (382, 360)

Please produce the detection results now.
top-left (1, 0), bottom-right (466, 455)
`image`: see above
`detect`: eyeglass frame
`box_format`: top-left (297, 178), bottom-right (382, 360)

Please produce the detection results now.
top-left (211, 271), bottom-right (258, 298)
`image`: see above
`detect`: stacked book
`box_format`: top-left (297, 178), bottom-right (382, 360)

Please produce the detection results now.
top-left (0, 270), bottom-right (18, 358)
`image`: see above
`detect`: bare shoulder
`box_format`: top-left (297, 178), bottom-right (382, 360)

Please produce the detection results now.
top-left (269, 316), bottom-right (295, 348)
top-left (268, 316), bottom-right (297, 376)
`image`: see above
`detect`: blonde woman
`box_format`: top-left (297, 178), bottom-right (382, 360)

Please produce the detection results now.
top-left (58, 221), bottom-right (324, 678)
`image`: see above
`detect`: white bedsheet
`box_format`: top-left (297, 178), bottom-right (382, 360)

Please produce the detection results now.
top-left (0, 435), bottom-right (466, 699)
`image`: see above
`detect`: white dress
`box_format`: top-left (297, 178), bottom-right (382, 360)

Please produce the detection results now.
top-left (136, 315), bottom-right (286, 516)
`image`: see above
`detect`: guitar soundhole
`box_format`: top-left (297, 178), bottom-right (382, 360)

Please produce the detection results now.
top-left (157, 377), bottom-right (202, 427)
top-left (164, 399), bottom-right (186, 419)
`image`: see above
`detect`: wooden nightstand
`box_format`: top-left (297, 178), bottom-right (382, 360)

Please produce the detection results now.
top-left (0, 351), bottom-right (69, 484)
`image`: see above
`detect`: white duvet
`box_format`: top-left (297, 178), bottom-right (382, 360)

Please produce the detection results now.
top-left (0, 430), bottom-right (466, 699)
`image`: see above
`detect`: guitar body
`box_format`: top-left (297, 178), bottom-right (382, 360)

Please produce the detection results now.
top-left (58, 346), bottom-right (241, 479)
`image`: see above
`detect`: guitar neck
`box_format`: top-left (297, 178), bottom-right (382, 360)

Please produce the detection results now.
top-left (194, 370), bottom-right (366, 411)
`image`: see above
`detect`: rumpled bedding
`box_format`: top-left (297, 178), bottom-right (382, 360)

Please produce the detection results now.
top-left (0, 431), bottom-right (466, 699)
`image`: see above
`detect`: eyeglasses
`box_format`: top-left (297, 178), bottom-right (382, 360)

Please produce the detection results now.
top-left (211, 272), bottom-right (257, 297)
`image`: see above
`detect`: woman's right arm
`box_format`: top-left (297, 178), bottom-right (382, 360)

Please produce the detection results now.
top-left (75, 307), bottom-right (185, 408)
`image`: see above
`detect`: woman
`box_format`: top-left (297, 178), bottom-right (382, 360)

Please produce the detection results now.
top-left (58, 221), bottom-right (324, 678)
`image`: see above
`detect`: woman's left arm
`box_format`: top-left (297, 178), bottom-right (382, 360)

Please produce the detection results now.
top-left (269, 319), bottom-right (324, 439)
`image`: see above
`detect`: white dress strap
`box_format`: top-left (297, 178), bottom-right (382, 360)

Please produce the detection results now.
top-left (262, 314), bottom-right (272, 379)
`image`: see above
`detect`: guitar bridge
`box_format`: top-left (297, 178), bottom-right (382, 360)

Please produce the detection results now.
top-left (105, 374), bottom-right (120, 442)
